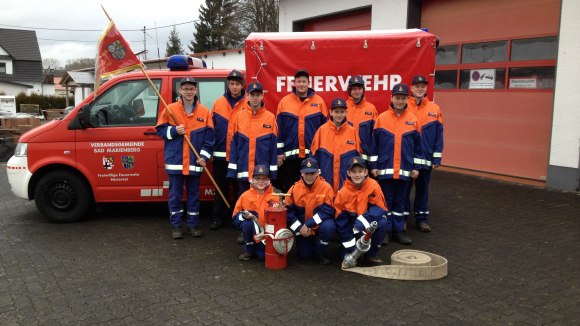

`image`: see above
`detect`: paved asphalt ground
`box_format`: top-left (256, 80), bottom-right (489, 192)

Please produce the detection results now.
top-left (1, 164), bottom-right (579, 325)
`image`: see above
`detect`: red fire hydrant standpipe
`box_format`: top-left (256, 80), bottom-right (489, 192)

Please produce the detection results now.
top-left (253, 207), bottom-right (295, 270)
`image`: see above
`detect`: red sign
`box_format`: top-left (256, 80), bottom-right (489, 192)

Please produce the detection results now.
top-left (94, 21), bottom-right (143, 99)
top-left (245, 30), bottom-right (437, 114)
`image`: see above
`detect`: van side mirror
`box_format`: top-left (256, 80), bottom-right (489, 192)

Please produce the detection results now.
top-left (78, 104), bottom-right (91, 127)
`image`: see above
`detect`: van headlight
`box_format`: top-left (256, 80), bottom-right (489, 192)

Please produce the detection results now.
top-left (15, 143), bottom-right (28, 157)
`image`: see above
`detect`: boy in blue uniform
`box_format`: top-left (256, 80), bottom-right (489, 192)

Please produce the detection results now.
top-left (334, 157), bottom-right (388, 265)
top-left (285, 158), bottom-right (335, 265)
top-left (156, 77), bottom-right (214, 239)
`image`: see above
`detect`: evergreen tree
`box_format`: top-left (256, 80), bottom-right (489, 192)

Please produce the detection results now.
top-left (189, 0), bottom-right (243, 53)
top-left (165, 26), bottom-right (184, 57)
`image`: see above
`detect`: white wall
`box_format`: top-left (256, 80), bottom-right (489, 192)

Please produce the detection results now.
top-left (192, 50), bottom-right (246, 70)
top-left (0, 82), bottom-right (28, 96)
top-left (28, 82), bottom-right (42, 96)
top-left (0, 59), bottom-right (14, 74)
top-left (278, 0), bottom-right (408, 32)
top-left (549, 0), bottom-right (580, 170)
top-left (0, 45), bottom-right (8, 55)
top-left (74, 86), bottom-right (93, 107)
top-left (42, 84), bottom-right (55, 96)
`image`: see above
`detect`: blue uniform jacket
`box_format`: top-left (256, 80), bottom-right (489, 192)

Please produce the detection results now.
top-left (155, 96), bottom-right (214, 176)
top-left (370, 104), bottom-right (423, 181)
top-left (276, 87), bottom-right (328, 159)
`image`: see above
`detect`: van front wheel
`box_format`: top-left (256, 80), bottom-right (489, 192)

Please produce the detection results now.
top-left (34, 171), bottom-right (93, 223)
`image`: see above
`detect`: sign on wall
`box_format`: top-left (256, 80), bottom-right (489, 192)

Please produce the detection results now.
top-left (509, 77), bottom-right (538, 89)
top-left (469, 69), bottom-right (495, 89)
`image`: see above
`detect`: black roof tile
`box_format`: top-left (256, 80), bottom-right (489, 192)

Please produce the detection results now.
top-left (0, 28), bottom-right (42, 61)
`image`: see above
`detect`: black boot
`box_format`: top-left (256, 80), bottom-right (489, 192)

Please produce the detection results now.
top-left (172, 226), bottom-right (183, 239)
top-left (316, 253), bottom-right (331, 265)
top-left (393, 231), bottom-right (412, 245)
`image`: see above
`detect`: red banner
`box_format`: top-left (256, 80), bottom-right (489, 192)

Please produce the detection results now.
top-left (245, 30), bottom-right (437, 115)
top-left (94, 21), bottom-right (143, 99)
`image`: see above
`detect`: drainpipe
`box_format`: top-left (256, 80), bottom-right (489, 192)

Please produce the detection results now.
top-left (577, 139), bottom-right (580, 191)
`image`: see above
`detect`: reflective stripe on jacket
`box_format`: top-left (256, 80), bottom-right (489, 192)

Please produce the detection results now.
top-left (286, 176), bottom-right (335, 233)
top-left (227, 103), bottom-right (279, 181)
top-left (346, 95), bottom-right (378, 160)
top-left (370, 104), bottom-right (423, 181)
top-left (407, 96), bottom-right (444, 169)
top-left (276, 87), bottom-right (328, 159)
top-left (310, 119), bottom-right (361, 196)
top-left (334, 177), bottom-right (388, 250)
top-left (155, 96), bottom-right (214, 175)
top-left (210, 89), bottom-right (247, 161)
top-left (232, 183), bottom-right (279, 235)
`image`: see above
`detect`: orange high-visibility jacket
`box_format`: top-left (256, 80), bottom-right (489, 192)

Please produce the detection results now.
top-left (407, 96), bottom-right (444, 169)
top-left (310, 119), bottom-right (361, 196)
top-left (156, 96), bottom-right (214, 176)
top-left (210, 90), bottom-right (248, 161)
top-left (227, 104), bottom-right (279, 181)
top-left (370, 104), bottom-right (423, 181)
top-left (346, 96), bottom-right (378, 160)
top-left (334, 177), bottom-right (388, 249)
top-left (232, 183), bottom-right (279, 231)
top-left (286, 176), bottom-right (335, 233)
top-left (276, 88), bottom-right (328, 159)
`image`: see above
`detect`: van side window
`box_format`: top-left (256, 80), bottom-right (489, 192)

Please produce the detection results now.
top-left (171, 78), bottom-right (227, 111)
top-left (90, 79), bottom-right (162, 127)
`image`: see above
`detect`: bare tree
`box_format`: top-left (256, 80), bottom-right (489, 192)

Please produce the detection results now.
top-left (238, 0), bottom-right (279, 35)
top-left (42, 58), bottom-right (61, 70)
top-left (64, 58), bottom-right (95, 71)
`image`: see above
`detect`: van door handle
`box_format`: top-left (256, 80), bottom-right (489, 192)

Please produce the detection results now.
top-left (144, 131), bottom-right (157, 135)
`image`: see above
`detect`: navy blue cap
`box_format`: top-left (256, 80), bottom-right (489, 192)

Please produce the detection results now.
top-left (392, 83), bottom-right (409, 96)
top-left (348, 76), bottom-right (365, 86)
top-left (294, 69), bottom-right (309, 79)
top-left (412, 75), bottom-right (428, 85)
top-left (253, 165), bottom-right (270, 177)
top-left (227, 70), bottom-right (244, 81)
top-left (347, 156), bottom-right (366, 170)
top-left (180, 76), bottom-right (197, 86)
top-left (247, 81), bottom-right (263, 93)
top-left (331, 97), bottom-right (347, 110)
top-left (300, 158), bottom-right (320, 173)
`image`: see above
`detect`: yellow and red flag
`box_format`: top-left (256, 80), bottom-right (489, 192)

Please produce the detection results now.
top-left (94, 21), bottom-right (143, 99)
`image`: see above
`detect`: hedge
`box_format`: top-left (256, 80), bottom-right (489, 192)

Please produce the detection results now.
top-left (15, 92), bottom-right (75, 111)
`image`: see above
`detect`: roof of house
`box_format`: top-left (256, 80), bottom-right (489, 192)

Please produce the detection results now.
top-left (60, 71), bottom-right (95, 86)
top-left (0, 60), bottom-right (43, 83)
top-left (0, 29), bottom-right (42, 61)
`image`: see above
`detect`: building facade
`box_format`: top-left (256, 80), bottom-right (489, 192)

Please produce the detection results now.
top-left (0, 29), bottom-right (43, 96)
top-left (279, 0), bottom-right (579, 191)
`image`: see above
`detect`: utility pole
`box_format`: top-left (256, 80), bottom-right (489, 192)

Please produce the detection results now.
top-left (143, 26), bottom-right (147, 60)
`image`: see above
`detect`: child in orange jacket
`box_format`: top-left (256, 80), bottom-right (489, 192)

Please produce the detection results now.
top-left (334, 157), bottom-right (388, 265)
top-left (310, 98), bottom-right (361, 197)
top-left (232, 165), bottom-right (279, 261)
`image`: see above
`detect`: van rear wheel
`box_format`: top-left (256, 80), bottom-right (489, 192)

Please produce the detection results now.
top-left (34, 171), bottom-right (93, 223)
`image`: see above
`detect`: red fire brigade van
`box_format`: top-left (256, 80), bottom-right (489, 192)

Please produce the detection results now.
top-left (6, 56), bottom-right (236, 222)
top-left (6, 29), bottom-right (437, 223)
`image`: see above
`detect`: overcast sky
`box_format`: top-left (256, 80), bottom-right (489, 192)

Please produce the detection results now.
top-left (0, 0), bottom-right (206, 66)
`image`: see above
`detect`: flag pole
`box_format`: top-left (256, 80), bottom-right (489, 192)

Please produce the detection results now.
top-left (100, 6), bottom-right (231, 209)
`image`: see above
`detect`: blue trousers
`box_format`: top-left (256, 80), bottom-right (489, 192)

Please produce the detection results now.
top-left (339, 215), bottom-right (387, 260)
top-left (238, 180), bottom-right (251, 198)
top-left (404, 169), bottom-right (432, 223)
top-left (295, 218), bottom-right (336, 259)
top-left (168, 174), bottom-right (200, 228)
top-left (233, 217), bottom-right (266, 260)
top-left (211, 160), bottom-right (240, 224)
top-left (379, 179), bottom-right (408, 232)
